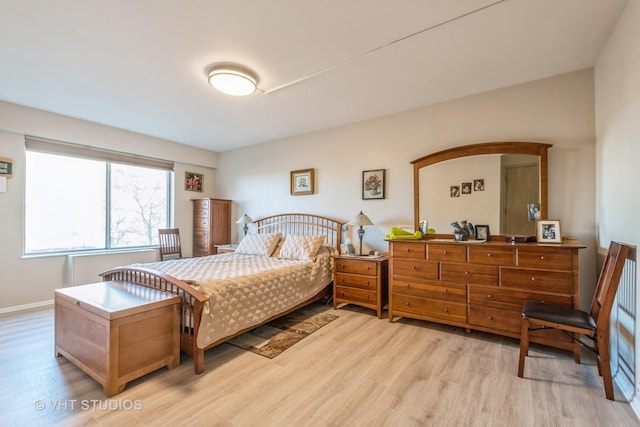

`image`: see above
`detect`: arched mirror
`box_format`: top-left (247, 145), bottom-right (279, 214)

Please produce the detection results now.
top-left (412, 142), bottom-right (551, 237)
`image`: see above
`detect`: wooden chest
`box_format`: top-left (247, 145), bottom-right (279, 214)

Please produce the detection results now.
top-left (55, 281), bottom-right (181, 396)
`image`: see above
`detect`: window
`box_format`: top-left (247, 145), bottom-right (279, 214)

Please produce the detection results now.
top-left (25, 137), bottom-right (174, 255)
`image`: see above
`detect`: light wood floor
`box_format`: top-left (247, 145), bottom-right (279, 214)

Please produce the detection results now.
top-left (1, 302), bottom-right (638, 427)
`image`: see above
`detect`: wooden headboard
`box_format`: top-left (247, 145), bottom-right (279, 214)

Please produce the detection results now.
top-left (254, 213), bottom-right (344, 250)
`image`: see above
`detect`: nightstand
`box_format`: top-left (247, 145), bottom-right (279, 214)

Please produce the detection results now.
top-left (333, 255), bottom-right (388, 318)
top-left (214, 244), bottom-right (237, 254)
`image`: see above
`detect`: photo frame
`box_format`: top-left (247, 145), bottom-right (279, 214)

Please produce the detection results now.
top-left (362, 169), bottom-right (385, 200)
top-left (474, 179), bottom-right (484, 191)
top-left (536, 220), bottom-right (561, 243)
top-left (461, 182), bottom-right (472, 194)
top-left (185, 172), bottom-right (203, 192)
top-left (475, 225), bottom-right (490, 241)
top-left (290, 168), bottom-right (314, 195)
top-left (527, 203), bottom-right (541, 221)
top-left (450, 185), bottom-right (460, 197)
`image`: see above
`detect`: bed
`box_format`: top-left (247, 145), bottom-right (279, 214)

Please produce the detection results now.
top-left (99, 213), bottom-right (344, 374)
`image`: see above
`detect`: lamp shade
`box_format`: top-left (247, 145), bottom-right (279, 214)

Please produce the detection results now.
top-left (208, 66), bottom-right (258, 96)
top-left (236, 213), bottom-right (254, 224)
top-left (349, 211), bottom-right (373, 226)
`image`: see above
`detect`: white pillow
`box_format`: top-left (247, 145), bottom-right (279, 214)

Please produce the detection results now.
top-left (235, 233), bottom-right (281, 256)
top-left (279, 234), bottom-right (325, 261)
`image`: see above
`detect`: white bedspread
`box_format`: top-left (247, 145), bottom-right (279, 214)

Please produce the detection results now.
top-left (131, 246), bottom-right (336, 348)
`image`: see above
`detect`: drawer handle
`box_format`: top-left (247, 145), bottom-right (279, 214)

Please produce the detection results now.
top-left (540, 256), bottom-right (545, 260)
top-left (443, 288), bottom-right (448, 293)
top-left (487, 294), bottom-right (493, 299)
top-left (488, 316), bottom-right (493, 320)
top-left (411, 265), bottom-right (416, 270)
top-left (339, 291), bottom-right (344, 296)
top-left (465, 271), bottom-right (469, 275)
top-left (443, 308), bottom-right (449, 313)
top-left (531, 277), bottom-right (536, 281)
top-left (487, 253), bottom-right (492, 257)
top-left (406, 302), bottom-right (411, 307)
top-left (366, 295), bottom-right (370, 300)
top-left (406, 283), bottom-right (411, 289)
top-left (443, 250), bottom-right (448, 255)
top-left (365, 281), bottom-right (370, 286)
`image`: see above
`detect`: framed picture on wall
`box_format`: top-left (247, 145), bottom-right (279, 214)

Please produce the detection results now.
top-left (362, 169), bottom-right (385, 200)
top-left (536, 220), bottom-right (562, 243)
top-left (450, 185), bottom-right (460, 197)
top-left (290, 168), bottom-right (314, 195)
top-left (461, 182), bottom-right (472, 194)
top-left (185, 172), bottom-right (203, 192)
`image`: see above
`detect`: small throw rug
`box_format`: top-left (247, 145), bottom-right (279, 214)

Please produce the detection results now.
top-left (227, 304), bottom-right (338, 358)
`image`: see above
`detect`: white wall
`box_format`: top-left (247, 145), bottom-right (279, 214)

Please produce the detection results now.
top-left (216, 69), bottom-right (599, 309)
top-left (0, 101), bottom-right (220, 310)
top-left (594, 0), bottom-right (640, 409)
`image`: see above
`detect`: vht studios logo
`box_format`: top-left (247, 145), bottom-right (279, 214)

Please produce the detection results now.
top-left (35, 399), bottom-right (143, 411)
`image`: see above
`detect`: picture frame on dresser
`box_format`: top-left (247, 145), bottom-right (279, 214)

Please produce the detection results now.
top-left (536, 220), bottom-right (561, 243)
top-left (475, 225), bottom-right (490, 241)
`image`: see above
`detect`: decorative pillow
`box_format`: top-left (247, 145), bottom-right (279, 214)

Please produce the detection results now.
top-left (279, 234), bottom-right (326, 261)
top-left (235, 233), bottom-right (281, 256)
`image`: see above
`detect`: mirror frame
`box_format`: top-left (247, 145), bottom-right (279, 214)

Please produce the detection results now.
top-left (412, 141), bottom-right (552, 234)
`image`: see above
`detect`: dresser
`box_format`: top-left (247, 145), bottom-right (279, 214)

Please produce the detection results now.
top-left (192, 198), bottom-right (231, 257)
top-left (388, 240), bottom-right (584, 351)
top-left (334, 255), bottom-right (388, 318)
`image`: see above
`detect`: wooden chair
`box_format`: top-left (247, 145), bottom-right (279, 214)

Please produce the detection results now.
top-left (517, 241), bottom-right (631, 400)
top-left (158, 228), bottom-right (182, 261)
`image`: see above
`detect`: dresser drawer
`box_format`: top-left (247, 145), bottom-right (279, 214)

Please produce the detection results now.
top-left (391, 242), bottom-right (426, 259)
top-left (469, 306), bottom-right (521, 334)
top-left (468, 246), bottom-right (514, 266)
top-left (335, 272), bottom-right (376, 290)
top-left (335, 286), bottom-right (377, 306)
top-left (501, 268), bottom-right (573, 294)
top-left (336, 260), bottom-right (377, 276)
top-left (516, 248), bottom-right (573, 270)
top-left (440, 262), bottom-right (498, 286)
top-left (392, 280), bottom-right (466, 303)
top-left (193, 218), bottom-right (210, 230)
top-left (427, 244), bottom-right (467, 262)
top-left (468, 285), bottom-right (573, 310)
top-left (392, 294), bottom-right (467, 323)
top-left (392, 258), bottom-right (438, 280)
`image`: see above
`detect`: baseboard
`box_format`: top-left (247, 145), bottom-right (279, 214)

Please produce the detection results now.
top-left (0, 299), bottom-right (54, 314)
top-left (630, 394), bottom-right (640, 421)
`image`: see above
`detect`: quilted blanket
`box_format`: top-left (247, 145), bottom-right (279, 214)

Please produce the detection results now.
top-left (131, 246), bottom-right (336, 348)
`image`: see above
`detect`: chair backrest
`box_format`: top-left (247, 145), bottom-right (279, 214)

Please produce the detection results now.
top-left (591, 241), bottom-right (632, 328)
top-left (158, 228), bottom-right (182, 261)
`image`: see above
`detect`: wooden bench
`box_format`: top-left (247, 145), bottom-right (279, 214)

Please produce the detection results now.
top-left (55, 281), bottom-right (180, 396)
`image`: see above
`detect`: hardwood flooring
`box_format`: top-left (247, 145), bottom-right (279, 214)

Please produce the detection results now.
top-left (1, 302), bottom-right (638, 426)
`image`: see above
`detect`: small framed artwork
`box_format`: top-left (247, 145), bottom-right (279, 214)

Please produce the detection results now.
top-left (291, 168), bottom-right (315, 195)
top-left (185, 172), bottom-right (203, 192)
top-left (461, 182), bottom-right (472, 194)
top-left (362, 169), bottom-right (385, 200)
top-left (475, 225), bottom-right (490, 241)
top-left (450, 185), bottom-right (460, 197)
top-left (474, 179), bottom-right (484, 191)
top-left (536, 220), bottom-right (562, 243)
top-left (0, 157), bottom-right (12, 178)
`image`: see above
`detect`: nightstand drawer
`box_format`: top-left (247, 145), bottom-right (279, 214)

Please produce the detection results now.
top-left (335, 272), bottom-right (376, 290)
top-left (334, 286), bottom-right (377, 306)
top-left (335, 259), bottom-right (377, 275)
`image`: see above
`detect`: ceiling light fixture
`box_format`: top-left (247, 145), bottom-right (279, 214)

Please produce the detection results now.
top-left (208, 66), bottom-right (258, 96)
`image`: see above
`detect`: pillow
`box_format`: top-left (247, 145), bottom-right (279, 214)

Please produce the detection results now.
top-left (279, 234), bottom-right (325, 261)
top-left (235, 233), bottom-right (281, 256)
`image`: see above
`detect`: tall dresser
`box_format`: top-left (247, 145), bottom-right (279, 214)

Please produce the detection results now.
top-left (191, 198), bottom-right (231, 257)
top-left (388, 239), bottom-right (585, 351)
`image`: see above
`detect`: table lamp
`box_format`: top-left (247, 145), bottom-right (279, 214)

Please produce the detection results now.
top-left (349, 211), bottom-right (373, 256)
top-left (236, 213), bottom-right (254, 236)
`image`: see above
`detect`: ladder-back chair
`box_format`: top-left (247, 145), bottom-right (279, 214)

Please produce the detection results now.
top-left (517, 241), bottom-right (631, 400)
top-left (158, 228), bottom-right (182, 261)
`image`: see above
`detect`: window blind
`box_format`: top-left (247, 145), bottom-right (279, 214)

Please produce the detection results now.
top-left (25, 135), bottom-right (174, 171)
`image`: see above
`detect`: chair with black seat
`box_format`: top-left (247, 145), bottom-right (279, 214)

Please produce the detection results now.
top-left (517, 241), bottom-right (631, 400)
top-left (158, 228), bottom-right (182, 261)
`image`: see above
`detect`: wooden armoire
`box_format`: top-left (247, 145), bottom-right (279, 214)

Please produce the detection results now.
top-left (191, 198), bottom-right (231, 257)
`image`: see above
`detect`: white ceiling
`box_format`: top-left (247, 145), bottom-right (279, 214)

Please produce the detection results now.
top-left (0, 0), bottom-right (628, 152)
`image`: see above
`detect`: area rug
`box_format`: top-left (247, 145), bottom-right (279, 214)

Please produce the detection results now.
top-left (227, 305), bottom-right (338, 358)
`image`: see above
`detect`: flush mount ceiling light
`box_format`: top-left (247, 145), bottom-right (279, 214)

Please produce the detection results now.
top-left (208, 66), bottom-right (258, 96)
